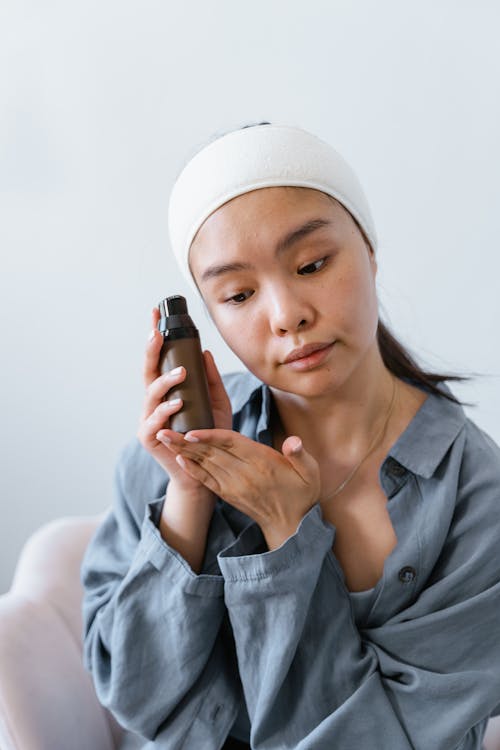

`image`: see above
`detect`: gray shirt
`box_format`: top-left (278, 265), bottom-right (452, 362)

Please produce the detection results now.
top-left (80, 371), bottom-right (500, 749)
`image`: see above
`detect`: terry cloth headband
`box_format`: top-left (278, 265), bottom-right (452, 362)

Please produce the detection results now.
top-left (167, 124), bottom-right (377, 292)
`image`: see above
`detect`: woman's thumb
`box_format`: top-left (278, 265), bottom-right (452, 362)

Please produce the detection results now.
top-left (203, 350), bottom-right (230, 401)
top-left (281, 435), bottom-right (318, 481)
top-left (282, 436), bottom-right (303, 455)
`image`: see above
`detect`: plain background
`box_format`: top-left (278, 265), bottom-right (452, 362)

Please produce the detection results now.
top-left (1, 0), bottom-right (499, 594)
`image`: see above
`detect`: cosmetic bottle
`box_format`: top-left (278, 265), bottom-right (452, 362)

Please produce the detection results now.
top-left (157, 295), bottom-right (214, 433)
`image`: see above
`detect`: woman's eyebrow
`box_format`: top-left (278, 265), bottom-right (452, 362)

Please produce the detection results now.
top-left (200, 217), bottom-right (333, 283)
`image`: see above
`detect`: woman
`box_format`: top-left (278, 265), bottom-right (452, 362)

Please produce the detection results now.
top-left (81, 122), bottom-right (500, 749)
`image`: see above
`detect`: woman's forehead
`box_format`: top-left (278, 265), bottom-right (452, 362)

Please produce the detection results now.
top-left (188, 188), bottom-right (352, 286)
top-left (191, 187), bottom-right (339, 247)
top-left (214, 185), bottom-right (335, 216)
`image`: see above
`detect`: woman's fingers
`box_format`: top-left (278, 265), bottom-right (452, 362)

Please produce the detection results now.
top-left (202, 350), bottom-right (233, 429)
top-left (177, 431), bottom-right (317, 489)
top-left (182, 428), bottom-right (247, 454)
top-left (143, 313), bottom-right (231, 431)
top-left (281, 436), bottom-right (320, 486)
top-left (143, 306), bottom-right (163, 388)
top-left (203, 350), bottom-right (230, 403)
top-left (174, 454), bottom-right (225, 495)
top-left (156, 427), bottom-right (321, 528)
top-left (139, 306), bottom-right (186, 446)
top-left (158, 430), bottom-right (234, 496)
top-left (159, 428), bottom-right (320, 495)
top-left (157, 429), bottom-right (243, 469)
top-left (138, 397), bottom-right (184, 448)
top-left (141, 366), bottom-right (186, 421)
top-left (136, 306), bottom-right (210, 492)
top-left (140, 307), bottom-right (189, 421)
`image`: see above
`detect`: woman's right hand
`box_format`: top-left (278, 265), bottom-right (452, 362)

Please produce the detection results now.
top-left (137, 306), bottom-right (233, 493)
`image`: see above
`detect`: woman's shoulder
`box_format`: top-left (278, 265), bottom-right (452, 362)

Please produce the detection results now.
top-left (432, 390), bottom-right (500, 510)
top-left (459, 415), bottom-right (500, 498)
top-left (397, 406), bottom-right (500, 615)
top-left (445, 416), bottom-right (500, 579)
top-left (463, 415), bottom-right (500, 463)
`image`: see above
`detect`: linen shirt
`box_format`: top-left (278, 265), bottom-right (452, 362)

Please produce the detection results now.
top-left (80, 370), bottom-right (500, 750)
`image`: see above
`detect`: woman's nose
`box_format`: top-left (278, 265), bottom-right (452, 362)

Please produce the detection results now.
top-left (269, 285), bottom-right (311, 335)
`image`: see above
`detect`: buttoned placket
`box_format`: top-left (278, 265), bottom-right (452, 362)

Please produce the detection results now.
top-left (253, 388), bottom-right (423, 618)
top-left (359, 456), bottom-right (421, 626)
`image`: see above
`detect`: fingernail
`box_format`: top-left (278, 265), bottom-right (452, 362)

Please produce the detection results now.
top-left (176, 454), bottom-right (187, 469)
top-left (165, 398), bottom-right (182, 406)
top-left (156, 432), bottom-right (170, 443)
top-left (170, 366), bottom-right (183, 376)
top-left (148, 329), bottom-right (156, 342)
top-left (290, 437), bottom-right (302, 453)
top-left (184, 433), bottom-right (199, 442)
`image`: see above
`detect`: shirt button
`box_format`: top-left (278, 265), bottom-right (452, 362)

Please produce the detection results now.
top-left (210, 704), bottom-right (223, 722)
top-left (399, 566), bottom-right (417, 584)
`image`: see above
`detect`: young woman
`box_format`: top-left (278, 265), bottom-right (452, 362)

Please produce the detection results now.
top-left (81, 123), bottom-right (500, 750)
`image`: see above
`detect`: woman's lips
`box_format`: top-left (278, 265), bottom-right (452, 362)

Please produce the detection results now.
top-left (282, 342), bottom-right (336, 371)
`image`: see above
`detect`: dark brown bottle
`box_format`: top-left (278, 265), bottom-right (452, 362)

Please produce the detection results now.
top-left (157, 295), bottom-right (214, 433)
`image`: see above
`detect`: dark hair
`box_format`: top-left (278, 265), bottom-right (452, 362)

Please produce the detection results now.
top-left (343, 207), bottom-right (476, 408)
top-left (197, 121), bottom-right (477, 408)
top-left (376, 319), bottom-right (475, 407)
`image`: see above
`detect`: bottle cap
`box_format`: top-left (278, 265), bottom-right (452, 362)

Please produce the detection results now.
top-left (157, 294), bottom-right (198, 338)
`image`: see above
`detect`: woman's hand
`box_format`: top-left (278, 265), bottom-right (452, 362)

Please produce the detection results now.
top-left (155, 427), bottom-right (321, 548)
top-left (137, 306), bottom-right (232, 493)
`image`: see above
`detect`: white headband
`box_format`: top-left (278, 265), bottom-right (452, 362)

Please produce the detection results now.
top-left (168, 124), bottom-right (377, 292)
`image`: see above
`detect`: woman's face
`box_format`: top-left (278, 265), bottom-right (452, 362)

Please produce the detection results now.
top-left (189, 186), bottom-right (379, 400)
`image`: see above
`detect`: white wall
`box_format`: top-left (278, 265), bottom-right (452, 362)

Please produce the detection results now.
top-left (1, 0), bottom-right (499, 593)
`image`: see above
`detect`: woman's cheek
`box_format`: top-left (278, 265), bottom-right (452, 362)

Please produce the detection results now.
top-left (212, 309), bottom-right (260, 362)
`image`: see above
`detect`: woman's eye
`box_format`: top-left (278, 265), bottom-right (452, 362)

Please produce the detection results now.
top-left (298, 257), bottom-right (328, 275)
top-left (226, 290), bottom-right (253, 305)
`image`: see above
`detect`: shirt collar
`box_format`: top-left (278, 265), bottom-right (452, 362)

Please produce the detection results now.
top-left (227, 371), bottom-right (467, 480)
top-left (387, 380), bottom-right (467, 478)
top-left (225, 370), bottom-right (264, 415)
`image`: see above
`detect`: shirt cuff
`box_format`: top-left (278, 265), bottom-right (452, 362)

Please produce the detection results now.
top-left (139, 498), bottom-right (225, 597)
top-left (216, 503), bottom-right (335, 582)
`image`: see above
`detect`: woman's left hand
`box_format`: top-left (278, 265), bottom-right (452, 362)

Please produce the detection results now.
top-left (156, 428), bottom-right (321, 548)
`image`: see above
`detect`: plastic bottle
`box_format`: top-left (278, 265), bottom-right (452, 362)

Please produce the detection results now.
top-left (157, 294), bottom-right (214, 433)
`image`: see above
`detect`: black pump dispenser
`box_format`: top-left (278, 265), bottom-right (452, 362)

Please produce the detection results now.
top-left (158, 295), bottom-right (198, 339)
top-left (167, 295), bottom-right (186, 315)
top-left (157, 295), bottom-right (214, 433)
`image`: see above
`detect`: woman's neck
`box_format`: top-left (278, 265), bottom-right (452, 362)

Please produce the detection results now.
top-left (269, 352), bottom-right (399, 464)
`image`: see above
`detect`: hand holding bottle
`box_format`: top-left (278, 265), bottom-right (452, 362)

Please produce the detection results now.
top-left (137, 302), bottom-right (235, 573)
top-left (137, 306), bottom-right (232, 491)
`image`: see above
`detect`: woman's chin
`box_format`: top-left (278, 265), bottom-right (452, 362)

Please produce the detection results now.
top-left (269, 369), bottom-right (342, 399)
top-left (240, 358), bottom-right (343, 399)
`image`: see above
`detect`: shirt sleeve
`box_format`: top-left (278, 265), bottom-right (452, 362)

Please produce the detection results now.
top-left (216, 495), bottom-right (500, 750)
top-left (80, 441), bottom-right (243, 742)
